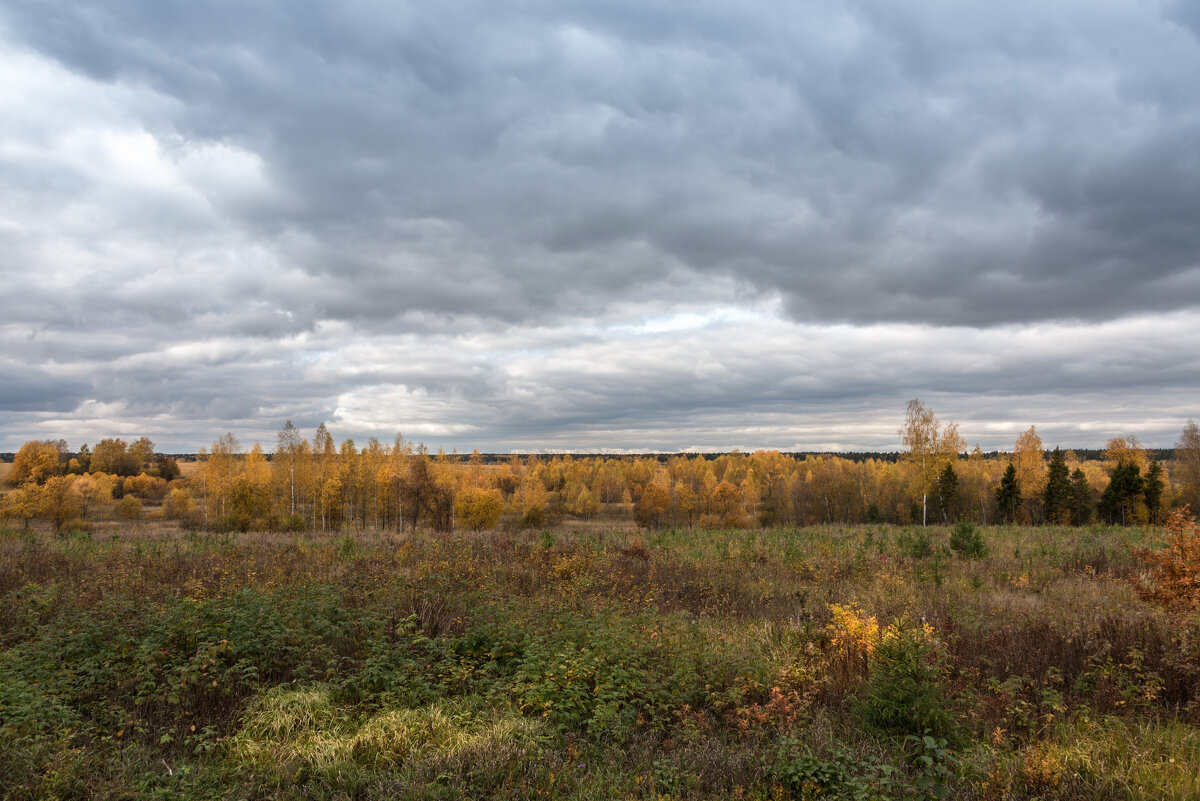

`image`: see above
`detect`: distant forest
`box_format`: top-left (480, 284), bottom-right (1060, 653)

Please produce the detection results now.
top-left (4, 404), bottom-right (1199, 533)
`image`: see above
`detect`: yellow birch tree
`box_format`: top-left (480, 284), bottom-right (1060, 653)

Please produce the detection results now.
top-left (899, 399), bottom-right (965, 526)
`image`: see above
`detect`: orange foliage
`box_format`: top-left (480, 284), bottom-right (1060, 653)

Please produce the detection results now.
top-left (1132, 506), bottom-right (1200, 609)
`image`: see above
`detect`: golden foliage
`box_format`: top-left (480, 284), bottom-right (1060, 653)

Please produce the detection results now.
top-left (1013, 426), bottom-right (1046, 497)
top-left (9, 440), bottom-right (63, 486)
top-left (454, 487), bottom-right (504, 531)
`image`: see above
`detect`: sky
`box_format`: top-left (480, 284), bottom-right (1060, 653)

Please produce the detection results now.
top-left (2, 0), bottom-right (1199, 454)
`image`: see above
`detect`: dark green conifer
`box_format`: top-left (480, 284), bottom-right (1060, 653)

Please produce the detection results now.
top-left (1043, 447), bottom-right (1072, 524)
top-left (1144, 461), bottom-right (1165, 524)
top-left (1099, 462), bottom-right (1143, 526)
top-left (995, 463), bottom-right (1021, 523)
top-left (936, 462), bottom-right (959, 522)
top-left (1069, 468), bottom-right (1093, 525)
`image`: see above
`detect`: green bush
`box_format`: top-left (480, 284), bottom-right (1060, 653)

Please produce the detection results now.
top-left (948, 521), bottom-right (987, 558)
top-left (775, 742), bottom-right (903, 800)
top-left (899, 528), bottom-right (934, 559)
top-left (906, 734), bottom-right (957, 800)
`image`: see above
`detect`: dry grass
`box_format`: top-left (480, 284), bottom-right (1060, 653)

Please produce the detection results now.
top-left (174, 458), bottom-right (203, 479)
top-left (1, 520), bottom-right (1197, 800)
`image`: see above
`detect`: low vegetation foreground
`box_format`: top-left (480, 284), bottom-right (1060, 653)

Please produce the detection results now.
top-left (2, 517), bottom-right (1199, 800)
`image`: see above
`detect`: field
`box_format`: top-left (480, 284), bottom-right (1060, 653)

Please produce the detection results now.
top-left (1, 521), bottom-right (1198, 800)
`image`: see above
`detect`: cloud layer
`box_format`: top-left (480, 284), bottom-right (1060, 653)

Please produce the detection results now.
top-left (2, 1), bottom-right (1198, 451)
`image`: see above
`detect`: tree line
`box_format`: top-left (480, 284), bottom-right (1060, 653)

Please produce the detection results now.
top-left (4, 408), bottom-right (1200, 533)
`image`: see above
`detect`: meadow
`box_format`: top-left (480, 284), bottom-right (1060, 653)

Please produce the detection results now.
top-left (1, 518), bottom-right (1197, 800)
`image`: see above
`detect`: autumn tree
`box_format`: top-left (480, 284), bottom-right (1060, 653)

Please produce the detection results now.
top-left (961, 445), bottom-right (998, 524)
top-left (708, 480), bottom-right (748, 528)
top-left (1175, 420), bottom-right (1200, 510)
top-left (129, 437), bottom-right (156, 471)
top-left (337, 439), bottom-right (359, 528)
top-left (635, 483), bottom-right (671, 529)
top-left (899, 399), bottom-right (964, 526)
top-left (1013, 426), bottom-right (1046, 523)
top-left (72, 472), bottom-right (113, 517)
top-left (91, 438), bottom-right (137, 476)
top-left (1, 485), bottom-right (40, 530)
top-left (9, 440), bottom-right (65, 485)
top-left (228, 442), bottom-right (272, 530)
top-left (70, 443), bottom-right (91, 475)
top-left (513, 472), bottom-right (549, 528)
top-left (397, 450), bottom-right (454, 533)
top-left (203, 433), bottom-right (241, 528)
top-left (455, 487), bottom-right (504, 530)
top-left (275, 421), bottom-right (303, 519)
top-left (37, 475), bottom-right (82, 534)
top-left (165, 486), bottom-right (195, 521)
top-left (672, 482), bottom-right (699, 525)
top-left (312, 423), bottom-right (336, 530)
top-left (1104, 435), bottom-right (1148, 472)
top-left (595, 460), bottom-right (627, 503)
top-left (361, 437), bottom-right (389, 531)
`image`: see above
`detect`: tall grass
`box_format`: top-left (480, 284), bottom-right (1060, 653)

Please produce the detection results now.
top-left (0, 521), bottom-right (1195, 799)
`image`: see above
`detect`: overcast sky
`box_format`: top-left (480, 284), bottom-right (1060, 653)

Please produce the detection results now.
top-left (2, 1), bottom-right (1199, 453)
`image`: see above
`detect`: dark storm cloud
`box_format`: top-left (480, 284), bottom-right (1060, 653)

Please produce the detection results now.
top-left (6, 0), bottom-right (1199, 328)
top-left (1, 1), bottom-right (1198, 450)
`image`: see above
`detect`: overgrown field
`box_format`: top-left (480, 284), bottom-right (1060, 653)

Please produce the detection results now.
top-left (1, 522), bottom-right (1198, 800)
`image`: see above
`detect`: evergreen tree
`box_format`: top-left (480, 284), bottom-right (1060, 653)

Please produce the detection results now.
top-left (936, 462), bottom-right (959, 522)
top-left (1043, 447), bottom-right (1072, 524)
top-left (1144, 461), bottom-right (1165, 524)
top-left (1069, 468), bottom-right (1093, 525)
top-left (1099, 462), bottom-right (1143, 526)
top-left (995, 463), bottom-right (1021, 523)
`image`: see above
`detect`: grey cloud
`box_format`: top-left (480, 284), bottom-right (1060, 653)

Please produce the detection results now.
top-left (2, 312), bottom-right (1196, 451)
top-left (0, 362), bottom-right (88, 412)
top-left (1, 1), bottom-right (1198, 450)
top-left (6, 0), bottom-right (1198, 329)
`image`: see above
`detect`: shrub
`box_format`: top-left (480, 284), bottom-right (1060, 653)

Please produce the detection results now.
top-left (278, 513), bottom-right (307, 532)
top-left (948, 520), bottom-right (987, 558)
top-left (855, 627), bottom-right (956, 741)
top-left (621, 539), bottom-right (652, 560)
top-left (61, 517), bottom-right (93, 534)
top-left (520, 505), bottom-right (546, 529)
top-left (116, 495), bottom-right (143, 520)
top-left (776, 742), bottom-right (904, 800)
top-left (906, 734), bottom-right (958, 800)
top-left (1132, 506), bottom-right (1200, 609)
top-left (899, 528), bottom-right (934, 559)
top-left (164, 487), bottom-right (194, 519)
